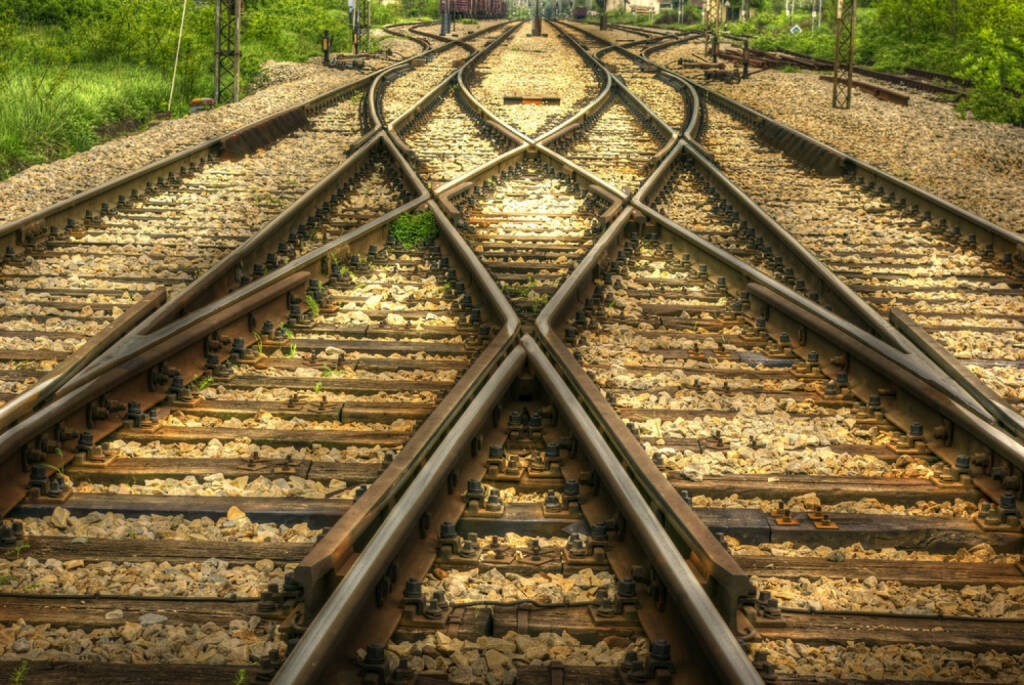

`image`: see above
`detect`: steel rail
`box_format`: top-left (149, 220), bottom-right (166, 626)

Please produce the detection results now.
top-left (0, 194), bottom-right (516, 517)
top-left (385, 27), bottom-right (525, 167)
top-left (689, 83), bottom-right (1024, 259)
top-left (0, 23), bottom-right (523, 430)
top-left (590, 42), bottom-right (704, 139)
top-left (387, 71), bottom-right (525, 166)
top-left (0, 38), bottom-right (460, 252)
top-left (455, 22), bottom-right (533, 142)
top-left (270, 345), bottom-right (526, 685)
top-left (46, 131), bottom-right (423, 388)
top-left (650, 139), bottom-right (909, 352)
top-left (521, 334), bottom-right (762, 685)
top-left (579, 37), bottom-right (1024, 439)
top-left (368, 22), bottom-right (511, 134)
top-left (673, 77), bottom-right (1024, 438)
top-left (273, 339), bottom-right (763, 684)
top-left (436, 143), bottom-right (624, 224)
top-left (538, 187), bottom-right (1024, 485)
top-left (533, 204), bottom-right (757, 628)
top-left (0, 130), bottom-right (435, 513)
top-left (555, 22), bottom-right (704, 143)
top-left (0, 289), bottom-right (166, 434)
top-left (531, 20), bottom-right (613, 144)
top-left (286, 199), bottom-right (521, 612)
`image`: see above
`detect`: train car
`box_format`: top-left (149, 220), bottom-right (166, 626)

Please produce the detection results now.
top-left (572, 5), bottom-right (587, 18)
top-left (452, 0), bottom-right (471, 16)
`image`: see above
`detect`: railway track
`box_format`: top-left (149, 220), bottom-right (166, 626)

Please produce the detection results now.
top-left (441, 153), bottom-right (618, 324)
top-left (554, 22), bottom-right (694, 137)
top-left (536, 189), bottom-right (1024, 682)
top-left (0, 85), bottom-right (369, 412)
top-left (0, 21), bottom-right (516, 431)
top-left (272, 339), bottom-right (759, 683)
top-left (464, 22), bottom-right (604, 139)
top-left (0, 207), bottom-right (512, 682)
top-left (1, 15), bottom-right (1023, 685)
top-left (545, 88), bottom-right (671, 196)
top-left (395, 84), bottom-right (518, 190)
top-left (378, 44), bottom-right (472, 125)
top-left (644, 96), bottom-right (1024, 430)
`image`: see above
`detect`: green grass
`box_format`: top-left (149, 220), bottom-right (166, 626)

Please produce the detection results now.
top-left (0, 61), bottom-right (168, 179)
top-left (0, 0), bottom-right (440, 181)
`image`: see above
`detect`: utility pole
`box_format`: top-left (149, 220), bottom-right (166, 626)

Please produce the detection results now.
top-left (213, 0), bottom-right (241, 104)
top-left (704, 0), bottom-right (721, 56)
top-left (441, 0), bottom-right (450, 35)
top-left (357, 0), bottom-right (371, 53)
top-left (832, 0), bottom-right (856, 108)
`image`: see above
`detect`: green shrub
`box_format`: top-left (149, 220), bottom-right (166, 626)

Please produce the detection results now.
top-left (390, 211), bottom-right (438, 249)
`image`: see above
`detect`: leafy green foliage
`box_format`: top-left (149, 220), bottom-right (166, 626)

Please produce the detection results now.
top-left (719, 0), bottom-right (1024, 124)
top-left (0, 0), bottom-right (373, 178)
top-left (390, 211), bottom-right (438, 249)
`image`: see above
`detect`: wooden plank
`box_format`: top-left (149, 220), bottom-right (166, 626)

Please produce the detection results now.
top-left (115, 426), bottom-right (407, 448)
top-left (183, 399), bottom-right (432, 422)
top-left (0, 662), bottom-right (253, 685)
top-left (11, 494), bottom-right (349, 527)
top-left (226, 375), bottom-right (451, 394)
top-left (736, 555), bottom-right (1024, 587)
top-left (696, 507), bottom-right (1024, 552)
top-left (763, 611), bottom-right (1024, 652)
top-left (69, 459), bottom-right (382, 485)
top-left (675, 475), bottom-right (977, 505)
top-left (14, 536), bottom-right (314, 564)
top-left (0, 596), bottom-right (258, 628)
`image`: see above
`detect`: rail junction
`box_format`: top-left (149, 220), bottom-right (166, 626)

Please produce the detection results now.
top-left (0, 16), bottom-right (1021, 685)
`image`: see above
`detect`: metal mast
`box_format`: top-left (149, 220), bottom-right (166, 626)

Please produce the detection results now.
top-left (832, 0), bottom-right (856, 108)
top-left (532, 0), bottom-right (542, 35)
top-left (356, 0), bottom-right (371, 53)
top-left (213, 0), bottom-right (241, 104)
